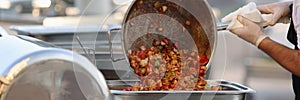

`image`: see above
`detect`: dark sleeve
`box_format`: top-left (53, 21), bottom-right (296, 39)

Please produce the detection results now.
top-left (287, 4), bottom-right (299, 50)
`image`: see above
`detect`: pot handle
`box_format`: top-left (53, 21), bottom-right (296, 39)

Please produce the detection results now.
top-left (108, 28), bottom-right (126, 62)
top-left (217, 22), bottom-right (229, 31)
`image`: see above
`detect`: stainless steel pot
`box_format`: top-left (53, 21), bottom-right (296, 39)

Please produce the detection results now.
top-left (108, 0), bottom-right (227, 70)
top-left (0, 27), bottom-right (111, 100)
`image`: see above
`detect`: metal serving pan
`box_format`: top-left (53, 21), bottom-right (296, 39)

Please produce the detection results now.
top-left (107, 80), bottom-right (255, 100)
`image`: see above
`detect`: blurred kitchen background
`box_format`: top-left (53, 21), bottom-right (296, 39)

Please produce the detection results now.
top-left (0, 0), bottom-right (295, 100)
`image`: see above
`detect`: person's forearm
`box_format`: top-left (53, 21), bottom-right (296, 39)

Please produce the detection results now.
top-left (258, 37), bottom-right (300, 76)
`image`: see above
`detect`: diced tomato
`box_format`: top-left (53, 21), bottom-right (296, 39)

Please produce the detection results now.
top-left (137, 51), bottom-right (147, 59)
top-left (145, 64), bottom-right (151, 68)
top-left (140, 53), bottom-right (146, 59)
top-left (163, 38), bottom-right (169, 45)
top-left (124, 87), bottom-right (132, 91)
top-left (134, 68), bottom-right (139, 74)
top-left (162, 49), bottom-right (167, 53)
top-left (176, 71), bottom-right (180, 75)
top-left (199, 54), bottom-right (209, 66)
top-left (136, 51), bottom-right (141, 57)
top-left (170, 84), bottom-right (176, 88)
top-left (146, 48), bottom-right (151, 52)
top-left (132, 51), bottom-right (137, 56)
top-left (199, 69), bottom-right (205, 76)
top-left (162, 86), bottom-right (169, 90)
top-left (174, 42), bottom-right (179, 49)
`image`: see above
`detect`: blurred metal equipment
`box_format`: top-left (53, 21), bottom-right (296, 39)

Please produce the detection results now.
top-left (9, 25), bottom-right (129, 80)
top-left (0, 0), bottom-right (12, 9)
top-left (0, 27), bottom-right (111, 100)
top-left (32, 0), bottom-right (51, 8)
top-left (75, 0), bottom-right (112, 15)
top-left (0, 0), bottom-right (33, 13)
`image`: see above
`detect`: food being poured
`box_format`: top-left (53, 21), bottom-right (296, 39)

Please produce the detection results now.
top-left (125, 37), bottom-right (209, 91)
top-left (120, 0), bottom-right (217, 91)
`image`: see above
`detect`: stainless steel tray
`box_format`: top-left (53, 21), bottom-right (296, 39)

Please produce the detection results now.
top-left (107, 80), bottom-right (255, 100)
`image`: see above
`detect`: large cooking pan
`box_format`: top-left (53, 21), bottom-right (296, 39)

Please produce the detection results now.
top-left (108, 0), bottom-right (227, 70)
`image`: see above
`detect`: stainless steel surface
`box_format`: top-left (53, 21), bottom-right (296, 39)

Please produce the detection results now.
top-left (0, 27), bottom-right (9, 36)
top-left (108, 28), bottom-right (125, 62)
top-left (0, 32), bottom-right (111, 100)
top-left (10, 25), bottom-right (123, 70)
top-left (107, 80), bottom-right (255, 100)
top-left (217, 22), bottom-right (229, 31)
top-left (75, 34), bottom-right (96, 64)
top-left (9, 25), bottom-right (114, 35)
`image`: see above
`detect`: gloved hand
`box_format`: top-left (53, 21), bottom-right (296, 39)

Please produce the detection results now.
top-left (257, 1), bottom-right (292, 26)
top-left (230, 16), bottom-right (267, 47)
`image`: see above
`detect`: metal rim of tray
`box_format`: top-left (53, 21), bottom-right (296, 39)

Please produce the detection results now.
top-left (108, 80), bottom-right (255, 95)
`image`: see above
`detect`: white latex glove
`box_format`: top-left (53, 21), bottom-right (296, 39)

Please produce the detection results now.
top-left (230, 16), bottom-right (268, 47)
top-left (257, 1), bottom-right (292, 26)
top-left (222, 2), bottom-right (272, 30)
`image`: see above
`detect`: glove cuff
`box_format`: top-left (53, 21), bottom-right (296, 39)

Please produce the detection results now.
top-left (255, 35), bottom-right (268, 47)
